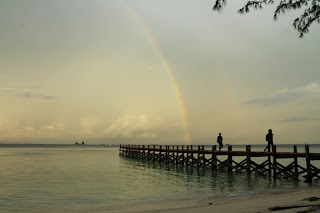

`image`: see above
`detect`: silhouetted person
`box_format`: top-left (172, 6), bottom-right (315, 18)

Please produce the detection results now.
top-left (217, 133), bottom-right (223, 151)
top-left (264, 129), bottom-right (273, 152)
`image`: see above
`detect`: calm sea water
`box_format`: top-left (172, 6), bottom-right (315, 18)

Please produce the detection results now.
top-left (0, 144), bottom-right (319, 213)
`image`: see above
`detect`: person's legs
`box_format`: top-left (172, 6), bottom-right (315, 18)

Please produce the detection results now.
top-left (219, 142), bottom-right (223, 150)
top-left (265, 142), bottom-right (273, 151)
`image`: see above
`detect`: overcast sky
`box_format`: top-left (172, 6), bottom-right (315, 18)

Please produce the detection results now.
top-left (1, 0), bottom-right (319, 145)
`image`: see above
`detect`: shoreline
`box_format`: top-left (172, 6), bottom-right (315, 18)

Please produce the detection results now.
top-left (19, 186), bottom-right (320, 213)
top-left (128, 185), bottom-right (320, 213)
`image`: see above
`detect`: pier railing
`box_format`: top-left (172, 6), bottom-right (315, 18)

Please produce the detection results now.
top-left (119, 144), bottom-right (320, 183)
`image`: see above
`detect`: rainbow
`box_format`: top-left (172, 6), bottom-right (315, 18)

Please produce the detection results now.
top-left (121, 1), bottom-right (192, 144)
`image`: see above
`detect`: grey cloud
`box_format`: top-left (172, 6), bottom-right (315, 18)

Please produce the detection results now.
top-left (281, 116), bottom-right (320, 122)
top-left (40, 96), bottom-right (55, 99)
top-left (2, 87), bottom-right (55, 100)
top-left (16, 91), bottom-right (36, 98)
top-left (246, 82), bottom-right (320, 105)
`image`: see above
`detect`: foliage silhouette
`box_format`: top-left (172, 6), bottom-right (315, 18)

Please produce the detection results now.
top-left (213, 0), bottom-right (320, 37)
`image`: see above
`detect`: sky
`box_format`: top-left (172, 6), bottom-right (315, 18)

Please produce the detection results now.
top-left (0, 0), bottom-right (319, 145)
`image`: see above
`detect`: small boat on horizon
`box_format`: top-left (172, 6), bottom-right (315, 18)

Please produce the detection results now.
top-left (74, 142), bottom-right (86, 145)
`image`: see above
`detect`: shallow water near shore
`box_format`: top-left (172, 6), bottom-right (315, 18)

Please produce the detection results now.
top-left (0, 144), bottom-right (319, 213)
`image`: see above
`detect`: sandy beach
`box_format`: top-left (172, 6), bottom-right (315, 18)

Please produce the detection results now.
top-left (143, 186), bottom-right (320, 213)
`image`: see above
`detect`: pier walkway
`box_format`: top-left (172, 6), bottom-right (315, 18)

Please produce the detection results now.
top-left (119, 144), bottom-right (320, 182)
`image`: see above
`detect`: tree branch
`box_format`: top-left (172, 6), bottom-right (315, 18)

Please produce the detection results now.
top-left (213, 0), bottom-right (320, 37)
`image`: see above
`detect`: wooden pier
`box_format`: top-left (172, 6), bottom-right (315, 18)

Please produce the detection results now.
top-left (119, 144), bottom-right (320, 182)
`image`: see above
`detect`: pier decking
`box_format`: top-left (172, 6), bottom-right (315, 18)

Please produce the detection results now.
top-left (119, 144), bottom-right (320, 182)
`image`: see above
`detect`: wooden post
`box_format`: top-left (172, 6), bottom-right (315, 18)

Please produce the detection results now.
top-left (191, 145), bottom-right (194, 165)
top-left (228, 145), bottom-right (232, 172)
top-left (214, 145), bottom-right (217, 169)
top-left (212, 146), bottom-right (216, 170)
top-left (186, 145), bottom-right (189, 167)
top-left (182, 145), bottom-right (184, 165)
top-left (172, 145), bottom-right (175, 163)
top-left (121, 144), bottom-right (123, 155)
top-left (127, 144), bottom-right (129, 156)
top-left (126, 144), bottom-right (128, 156)
top-left (246, 145), bottom-right (251, 174)
top-left (143, 145), bottom-right (145, 159)
top-left (197, 145), bottom-right (201, 168)
top-left (272, 145), bottom-right (277, 178)
top-left (166, 145), bottom-right (169, 163)
top-left (176, 145), bottom-right (179, 165)
top-left (202, 145), bottom-right (205, 168)
top-left (293, 145), bottom-right (298, 178)
top-left (138, 145), bottom-right (141, 158)
top-left (305, 145), bottom-right (312, 182)
top-left (268, 145), bottom-right (272, 175)
top-left (148, 145), bottom-right (150, 160)
top-left (136, 145), bottom-right (138, 157)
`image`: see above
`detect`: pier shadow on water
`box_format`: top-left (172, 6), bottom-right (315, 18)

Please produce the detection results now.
top-left (119, 156), bottom-right (310, 201)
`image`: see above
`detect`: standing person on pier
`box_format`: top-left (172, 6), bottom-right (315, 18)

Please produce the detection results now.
top-left (217, 133), bottom-right (223, 151)
top-left (264, 129), bottom-right (273, 152)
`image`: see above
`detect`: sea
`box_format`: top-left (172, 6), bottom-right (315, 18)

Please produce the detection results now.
top-left (0, 144), bottom-right (319, 213)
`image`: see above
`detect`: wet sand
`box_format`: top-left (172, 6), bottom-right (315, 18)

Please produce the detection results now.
top-left (151, 186), bottom-right (320, 213)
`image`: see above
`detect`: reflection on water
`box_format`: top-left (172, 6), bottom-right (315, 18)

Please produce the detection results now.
top-left (120, 155), bottom-right (305, 201)
top-left (0, 145), bottom-right (318, 213)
